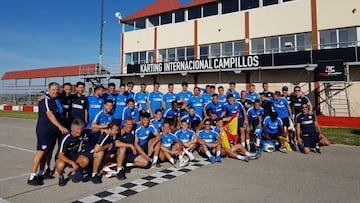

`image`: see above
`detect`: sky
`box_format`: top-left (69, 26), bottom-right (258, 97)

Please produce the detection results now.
top-left (0, 0), bottom-right (157, 81)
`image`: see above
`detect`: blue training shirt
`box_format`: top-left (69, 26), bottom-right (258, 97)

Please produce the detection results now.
top-left (86, 95), bottom-right (104, 129)
top-left (263, 116), bottom-right (283, 134)
top-left (134, 91), bottom-right (148, 111)
top-left (148, 91), bottom-right (163, 115)
top-left (121, 106), bottom-right (139, 126)
top-left (175, 128), bottom-right (195, 143)
top-left (270, 97), bottom-right (290, 118)
top-left (135, 125), bottom-right (157, 146)
top-left (93, 110), bottom-right (113, 126)
top-left (222, 102), bottom-right (245, 118)
top-left (177, 91), bottom-right (193, 102)
top-left (198, 129), bottom-right (218, 144)
top-left (187, 95), bottom-right (204, 119)
top-left (161, 132), bottom-right (178, 150)
top-left (113, 93), bottom-right (127, 119)
top-left (163, 92), bottom-right (177, 112)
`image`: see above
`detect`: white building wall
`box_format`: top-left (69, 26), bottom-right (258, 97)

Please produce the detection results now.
top-left (123, 28), bottom-right (154, 53)
top-left (249, 0), bottom-right (312, 38)
top-left (317, 0), bottom-right (360, 31)
top-left (197, 12), bottom-right (245, 44)
top-left (157, 21), bottom-right (194, 49)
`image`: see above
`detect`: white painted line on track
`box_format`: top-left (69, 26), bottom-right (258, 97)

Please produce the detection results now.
top-left (0, 144), bottom-right (35, 153)
top-left (0, 124), bottom-right (33, 131)
top-left (0, 198), bottom-right (11, 203)
top-left (0, 173), bottom-right (30, 183)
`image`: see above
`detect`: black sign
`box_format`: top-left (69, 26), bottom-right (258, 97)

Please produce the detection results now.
top-left (316, 60), bottom-right (345, 82)
top-left (127, 55), bottom-right (260, 74)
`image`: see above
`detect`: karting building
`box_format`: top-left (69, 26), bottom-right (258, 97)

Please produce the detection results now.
top-left (91, 0), bottom-right (360, 117)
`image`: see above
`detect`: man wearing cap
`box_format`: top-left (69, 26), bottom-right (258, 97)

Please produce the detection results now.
top-left (281, 86), bottom-right (291, 104)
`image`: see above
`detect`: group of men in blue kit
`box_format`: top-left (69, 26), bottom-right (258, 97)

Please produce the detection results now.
top-left (27, 80), bottom-right (327, 187)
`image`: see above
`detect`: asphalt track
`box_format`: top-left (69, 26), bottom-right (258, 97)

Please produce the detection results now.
top-left (0, 117), bottom-right (359, 203)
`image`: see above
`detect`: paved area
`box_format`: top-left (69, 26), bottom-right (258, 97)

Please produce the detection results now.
top-left (0, 117), bottom-right (359, 203)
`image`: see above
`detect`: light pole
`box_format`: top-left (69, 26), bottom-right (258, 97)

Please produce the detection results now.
top-left (98, 0), bottom-right (105, 75)
top-left (115, 11), bottom-right (124, 74)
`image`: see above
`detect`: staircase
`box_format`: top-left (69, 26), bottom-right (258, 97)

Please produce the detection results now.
top-left (320, 83), bottom-right (352, 116)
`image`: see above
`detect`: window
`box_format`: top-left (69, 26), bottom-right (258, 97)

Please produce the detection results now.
top-left (132, 52), bottom-right (139, 64)
top-left (186, 47), bottom-right (195, 60)
top-left (263, 0), bottom-right (278, 6)
top-left (222, 42), bottom-right (233, 56)
top-left (339, 27), bottom-right (357, 48)
top-left (177, 48), bottom-right (185, 61)
top-left (135, 18), bottom-right (146, 30)
top-left (188, 6), bottom-right (201, 20)
top-left (222, 0), bottom-right (239, 14)
top-left (210, 43), bottom-right (221, 57)
top-left (175, 9), bottom-right (185, 23)
top-left (168, 48), bottom-right (176, 62)
top-left (320, 29), bottom-right (337, 49)
top-left (203, 2), bottom-right (218, 17)
top-left (147, 51), bottom-right (154, 63)
top-left (139, 51), bottom-right (146, 64)
top-left (265, 37), bottom-right (280, 53)
top-left (251, 38), bottom-right (265, 54)
top-left (234, 40), bottom-right (245, 56)
top-left (296, 32), bottom-right (312, 51)
top-left (148, 15), bottom-right (159, 27)
top-left (124, 23), bottom-right (135, 32)
top-left (158, 49), bottom-right (166, 62)
top-left (200, 45), bottom-right (209, 59)
top-left (280, 35), bottom-right (295, 52)
top-left (241, 0), bottom-right (259, 11)
top-left (161, 12), bottom-right (172, 25)
top-left (125, 53), bottom-right (132, 65)
top-left (283, 0), bottom-right (295, 2)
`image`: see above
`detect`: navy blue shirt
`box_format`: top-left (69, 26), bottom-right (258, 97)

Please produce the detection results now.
top-left (296, 113), bottom-right (317, 134)
top-left (71, 94), bottom-right (88, 123)
top-left (36, 95), bottom-right (61, 133)
top-left (59, 133), bottom-right (81, 156)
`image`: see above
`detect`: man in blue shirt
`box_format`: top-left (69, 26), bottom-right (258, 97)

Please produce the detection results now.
top-left (177, 81), bottom-right (193, 103)
top-left (247, 100), bottom-right (264, 148)
top-left (204, 94), bottom-right (223, 119)
top-left (187, 87), bottom-right (204, 119)
top-left (246, 84), bottom-right (261, 102)
top-left (162, 83), bottom-right (177, 112)
top-left (113, 84), bottom-right (127, 126)
top-left (163, 100), bottom-right (181, 132)
top-left (181, 107), bottom-right (203, 132)
top-left (102, 82), bottom-right (117, 104)
top-left (175, 120), bottom-right (197, 161)
top-left (124, 82), bottom-right (135, 99)
top-left (134, 83), bottom-right (148, 111)
top-left (239, 90), bottom-right (253, 111)
top-left (263, 112), bottom-right (287, 153)
top-left (148, 82), bottom-right (163, 117)
top-left (150, 109), bottom-right (164, 132)
top-left (198, 119), bottom-right (221, 163)
top-left (221, 94), bottom-right (249, 150)
top-left (28, 82), bottom-right (69, 186)
top-left (90, 121), bottom-right (119, 183)
top-left (226, 82), bottom-right (240, 99)
top-left (217, 86), bottom-right (227, 106)
top-left (91, 100), bottom-right (114, 132)
top-left (121, 98), bottom-right (140, 127)
top-left (135, 113), bottom-right (161, 168)
top-left (159, 122), bottom-right (189, 167)
top-left (86, 85), bottom-right (105, 129)
top-left (201, 85), bottom-right (213, 105)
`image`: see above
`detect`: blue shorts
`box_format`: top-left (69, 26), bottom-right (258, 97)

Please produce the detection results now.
top-left (238, 118), bottom-right (245, 129)
top-left (36, 129), bottom-right (58, 152)
top-left (302, 132), bottom-right (320, 148)
top-left (126, 148), bottom-right (139, 163)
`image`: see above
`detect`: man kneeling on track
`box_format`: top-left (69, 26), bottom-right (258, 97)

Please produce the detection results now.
top-left (56, 119), bottom-right (89, 186)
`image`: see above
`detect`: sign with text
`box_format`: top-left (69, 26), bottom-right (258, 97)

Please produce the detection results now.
top-left (316, 60), bottom-right (345, 82)
top-left (127, 55), bottom-right (260, 74)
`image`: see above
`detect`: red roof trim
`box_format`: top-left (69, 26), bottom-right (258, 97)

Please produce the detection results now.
top-left (122, 0), bottom-right (184, 22)
top-left (1, 63), bottom-right (98, 80)
top-left (122, 0), bottom-right (219, 22)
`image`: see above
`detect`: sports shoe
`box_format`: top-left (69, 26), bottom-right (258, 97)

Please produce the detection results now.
top-left (244, 157), bottom-right (250, 162)
top-left (91, 174), bottom-right (102, 184)
top-left (151, 162), bottom-right (162, 168)
top-left (311, 148), bottom-right (317, 153)
top-left (187, 152), bottom-right (195, 161)
top-left (116, 169), bottom-right (126, 180)
top-left (58, 176), bottom-right (67, 186)
top-left (178, 157), bottom-right (189, 167)
top-left (37, 175), bottom-right (44, 185)
top-left (294, 143), bottom-right (300, 152)
top-left (279, 146), bottom-right (287, 153)
top-left (209, 156), bottom-right (216, 163)
top-left (255, 152), bottom-right (261, 159)
top-left (27, 176), bottom-right (43, 186)
top-left (43, 168), bottom-right (55, 179)
top-left (215, 155), bottom-right (222, 162)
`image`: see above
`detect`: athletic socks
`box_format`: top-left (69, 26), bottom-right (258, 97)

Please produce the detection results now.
top-left (152, 156), bottom-right (159, 164)
top-left (241, 142), bottom-right (245, 148)
top-left (236, 155), bottom-right (247, 160)
top-left (92, 173), bottom-right (96, 177)
top-left (169, 158), bottom-right (175, 165)
top-left (29, 173), bottom-right (36, 180)
top-left (246, 139), bottom-right (250, 151)
top-left (216, 151), bottom-right (221, 157)
top-left (205, 151), bottom-right (212, 158)
top-left (117, 167), bottom-right (124, 173)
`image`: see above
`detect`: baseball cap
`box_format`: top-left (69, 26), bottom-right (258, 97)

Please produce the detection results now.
top-left (282, 86), bottom-right (288, 91)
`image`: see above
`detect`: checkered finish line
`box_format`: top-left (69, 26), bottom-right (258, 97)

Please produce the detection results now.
top-left (72, 158), bottom-right (210, 203)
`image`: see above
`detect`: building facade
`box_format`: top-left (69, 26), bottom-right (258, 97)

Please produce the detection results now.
top-left (116, 0), bottom-right (360, 116)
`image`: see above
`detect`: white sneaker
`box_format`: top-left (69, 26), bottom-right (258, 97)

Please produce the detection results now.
top-left (187, 152), bottom-right (195, 161)
top-left (279, 146), bottom-right (287, 153)
top-left (178, 157), bottom-right (190, 167)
